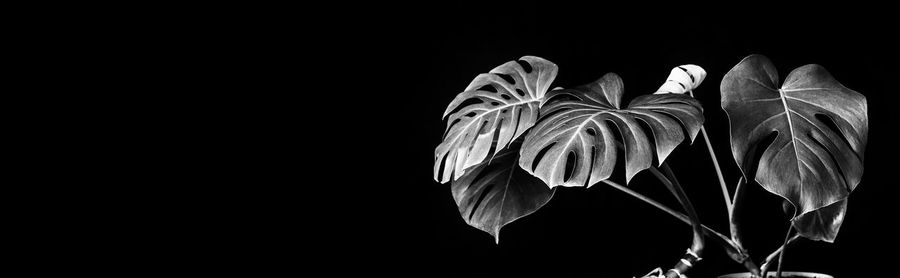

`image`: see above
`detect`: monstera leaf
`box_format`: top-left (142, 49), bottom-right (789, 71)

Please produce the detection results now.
top-left (451, 139), bottom-right (555, 243)
top-left (720, 54), bottom-right (868, 242)
top-left (519, 72), bottom-right (704, 188)
top-left (434, 56), bottom-right (558, 183)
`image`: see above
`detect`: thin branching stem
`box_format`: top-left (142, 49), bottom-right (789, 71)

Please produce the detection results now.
top-left (651, 165), bottom-right (705, 253)
top-left (690, 90), bottom-right (733, 215)
top-left (730, 177), bottom-right (747, 248)
top-left (610, 137), bottom-right (760, 275)
top-left (760, 232), bottom-right (801, 276)
top-left (602, 179), bottom-right (757, 277)
top-left (601, 180), bottom-right (732, 244)
top-left (700, 126), bottom-right (733, 214)
top-left (651, 165), bottom-right (706, 278)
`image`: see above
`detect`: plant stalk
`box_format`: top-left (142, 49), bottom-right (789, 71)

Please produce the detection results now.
top-left (610, 140), bottom-right (760, 276)
top-left (654, 165), bottom-right (705, 252)
top-left (650, 165), bottom-right (705, 278)
top-left (686, 92), bottom-right (760, 275)
top-left (689, 90), bottom-right (733, 215)
top-left (729, 177), bottom-right (747, 248)
top-left (699, 125), bottom-right (733, 213)
top-left (603, 179), bottom-right (756, 277)
top-left (760, 232), bottom-right (801, 276)
top-left (601, 179), bottom-right (735, 249)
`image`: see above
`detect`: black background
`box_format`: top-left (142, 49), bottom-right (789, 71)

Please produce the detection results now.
top-left (363, 5), bottom-right (898, 278)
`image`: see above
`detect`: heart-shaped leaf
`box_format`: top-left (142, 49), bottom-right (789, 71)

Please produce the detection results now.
top-left (520, 72), bottom-right (704, 188)
top-left (451, 140), bottom-right (555, 243)
top-left (435, 56), bottom-right (558, 183)
top-left (720, 54), bottom-right (868, 242)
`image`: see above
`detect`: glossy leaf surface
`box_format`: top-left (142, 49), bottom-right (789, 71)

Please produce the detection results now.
top-left (720, 55), bottom-right (868, 242)
top-left (451, 140), bottom-right (555, 243)
top-left (520, 72), bottom-right (704, 188)
top-left (435, 56), bottom-right (558, 183)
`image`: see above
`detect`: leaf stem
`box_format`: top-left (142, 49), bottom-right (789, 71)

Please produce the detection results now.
top-left (774, 226), bottom-right (794, 278)
top-left (651, 165), bottom-right (705, 253)
top-left (699, 125), bottom-right (733, 215)
top-left (651, 164), bottom-right (706, 278)
top-left (609, 136), bottom-right (761, 275)
top-left (760, 231), bottom-right (801, 276)
top-left (689, 90), bottom-right (733, 216)
top-left (602, 179), bottom-right (687, 225)
top-left (729, 177), bottom-right (747, 248)
top-left (602, 179), bottom-right (755, 276)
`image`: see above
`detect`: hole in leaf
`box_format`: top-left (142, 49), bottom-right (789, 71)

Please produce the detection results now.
top-left (446, 98), bottom-right (485, 117)
top-left (443, 118), bottom-right (461, 139)
top-left (501, 94), bottom-right (512, 100)
top-left (496, 73), bottom-right (516, 85)
top-left (437, 153), bottom-right (448, 181)
top-left (815, 113), bottom-right (860, 161)
top-left (668, 80), bottom-right (686, 90)
top-left (469, 183), bottom-right (495, 221)
top-left (585, 127), bottom-right (597, 137)
top-left (678, 66), bottom-right (695, 83)
top-left (517, 60), bottom-right (533, 73)
top-left (477, 120), bottom-right (491, 135)
top-left (533, 142), bottom-right (557, 173)
top-left (478, 85), bottom-right (498, 93)
top-left (564, 151), bottom-right (577, 182)
top-left (464, 112), bottom-right (477, 118)
top-left (809, 132), bottom-right (851, 192)
top-left (510, 108), bottom-right (524, 138)
top-left (491, 102), bottom-right (500, 106)
top-left (516, 88), bottom-right (526, 97)
top-left (605, 120), bottom-right (624, 143)
top-left (487, 119), bottom-right (504, 157)
top-left (583, 146), bottom-right (596, 187)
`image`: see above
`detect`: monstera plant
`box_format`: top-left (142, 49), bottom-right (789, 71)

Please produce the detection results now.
top-left (433, 55), bottom-right (868, 278)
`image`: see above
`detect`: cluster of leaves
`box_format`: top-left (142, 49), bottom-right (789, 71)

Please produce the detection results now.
top-left (434, 55), bottom-right (868, 247)
top-left (433, 56), bottom-right (704, 242)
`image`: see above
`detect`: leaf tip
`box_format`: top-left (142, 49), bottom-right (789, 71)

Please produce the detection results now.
top-left (624, 171), bottom-right (636, 185)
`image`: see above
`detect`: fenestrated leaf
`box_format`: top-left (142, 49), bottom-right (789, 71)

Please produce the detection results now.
top-left (720, 54), bottom-right (868, 242)
top-left (435, 56), bottom-right (558, 183)
top-left (451, 140), bottom-right (555, 243)
top-left (519, 72), bottom-right (704, 188)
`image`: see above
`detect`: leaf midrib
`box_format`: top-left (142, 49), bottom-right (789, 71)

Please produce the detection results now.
top-left (446, 99), bottom-right (540, 146)
top-left (544, 109), bottom-right (632, 184)
top-left (778, 88), bottom-right (805, 209)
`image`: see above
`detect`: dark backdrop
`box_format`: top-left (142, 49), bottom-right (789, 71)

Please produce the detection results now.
top-left (366, 6), bottom-right (898, 277)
